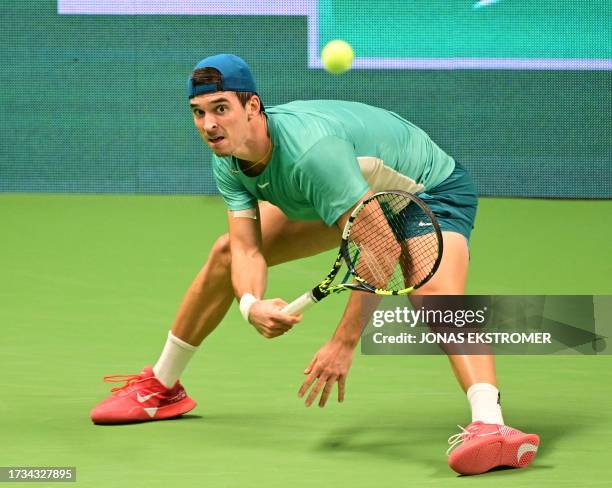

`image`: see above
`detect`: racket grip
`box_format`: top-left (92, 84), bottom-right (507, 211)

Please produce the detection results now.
top-left (281, 291), bottom-right (316, 315)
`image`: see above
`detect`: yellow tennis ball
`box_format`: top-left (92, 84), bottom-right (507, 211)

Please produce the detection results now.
top-left (321, 40), bottom-right (354, 74)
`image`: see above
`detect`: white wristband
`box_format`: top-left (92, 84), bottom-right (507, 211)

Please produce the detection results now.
top-left (239, 293), bottom-right (259, 322)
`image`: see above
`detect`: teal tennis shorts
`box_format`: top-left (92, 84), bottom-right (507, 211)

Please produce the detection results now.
top-left (417, 161), bottom-right (478, 241)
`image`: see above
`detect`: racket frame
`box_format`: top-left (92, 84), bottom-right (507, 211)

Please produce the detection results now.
top-left (281, 190), bottom-right (443, 315)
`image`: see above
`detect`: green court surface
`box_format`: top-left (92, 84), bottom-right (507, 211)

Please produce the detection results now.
top-left (1, 194), bottom-right (611, 487)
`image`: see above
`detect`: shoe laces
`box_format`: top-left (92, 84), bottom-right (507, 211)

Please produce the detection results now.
top-left (446, 424), bottom-right (498, 456)
top-left (103, 373), bottom-right (143, 393)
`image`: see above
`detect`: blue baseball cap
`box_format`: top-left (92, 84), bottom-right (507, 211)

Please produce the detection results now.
top-left (187, 54), bottom-right (258, 99)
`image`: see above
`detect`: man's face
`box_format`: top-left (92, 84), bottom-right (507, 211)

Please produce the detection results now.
top-left (189, 91), bottom-right (250, 157)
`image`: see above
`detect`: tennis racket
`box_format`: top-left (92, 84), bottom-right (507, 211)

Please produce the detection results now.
top-left (281, 190), bottom-right (443, 315)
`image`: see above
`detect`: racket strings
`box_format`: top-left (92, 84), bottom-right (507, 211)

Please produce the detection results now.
top-left (355, 242), bottom-right (393, 286)
top-left (347, 193), bottom-right (439, 291)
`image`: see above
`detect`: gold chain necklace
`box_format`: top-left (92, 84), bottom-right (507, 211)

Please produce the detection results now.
top-left (238, 139), bottom-right (273, 173)
top-left (230, 116), bottom-right (272, 174)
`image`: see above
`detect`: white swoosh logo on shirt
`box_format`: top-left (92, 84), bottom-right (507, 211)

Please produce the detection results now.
top-left (257, 182), bottom-right (270, 189)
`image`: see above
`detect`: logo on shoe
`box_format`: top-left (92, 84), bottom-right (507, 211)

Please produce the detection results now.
top-left (137, 392), bottom-right (161, 403)
top-left (517, 442), bottom-right (538, 462)
top-left (168, 390), bottom-right (186, 403)
top-left (143, 407), bottom-right (158, 418)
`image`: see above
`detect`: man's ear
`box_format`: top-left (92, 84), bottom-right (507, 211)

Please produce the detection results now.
top-left (247, 96), bottom-right (261, 120)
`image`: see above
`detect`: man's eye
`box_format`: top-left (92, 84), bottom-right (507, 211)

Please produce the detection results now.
top-left (217, 106), bottom-right (226, 113)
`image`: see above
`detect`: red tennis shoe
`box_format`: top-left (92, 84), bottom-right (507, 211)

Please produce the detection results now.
top-left (90, 366), bottom-right (196, 424)
top-left (447, 422), bottom-right (540, 475)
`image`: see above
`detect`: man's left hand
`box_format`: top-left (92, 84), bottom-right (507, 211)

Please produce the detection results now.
top-left (298, 340), bottom-right (355, 407)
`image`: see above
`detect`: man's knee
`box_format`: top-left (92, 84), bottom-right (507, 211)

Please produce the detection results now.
top-left (209, 233), bottom-right (231, 270)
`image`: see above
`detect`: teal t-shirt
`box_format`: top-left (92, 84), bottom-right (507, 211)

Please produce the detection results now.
top-left (212, 100), bottom-right (455, 226)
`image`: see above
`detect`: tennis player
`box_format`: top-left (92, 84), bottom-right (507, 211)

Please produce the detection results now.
top-left (91, 54), bottom-right (540, 475)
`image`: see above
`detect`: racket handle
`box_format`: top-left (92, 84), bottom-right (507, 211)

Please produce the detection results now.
top-left (281, 291), bottom-right (317, 315)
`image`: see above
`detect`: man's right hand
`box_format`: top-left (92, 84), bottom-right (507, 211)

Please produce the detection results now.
top-left (248, 299), bottom-right (302, 338)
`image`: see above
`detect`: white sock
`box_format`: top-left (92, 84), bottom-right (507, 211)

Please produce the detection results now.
top-left (467, 383), bottom-right (504, 425)
top-left (153, 331), bottom-right (198, 388)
